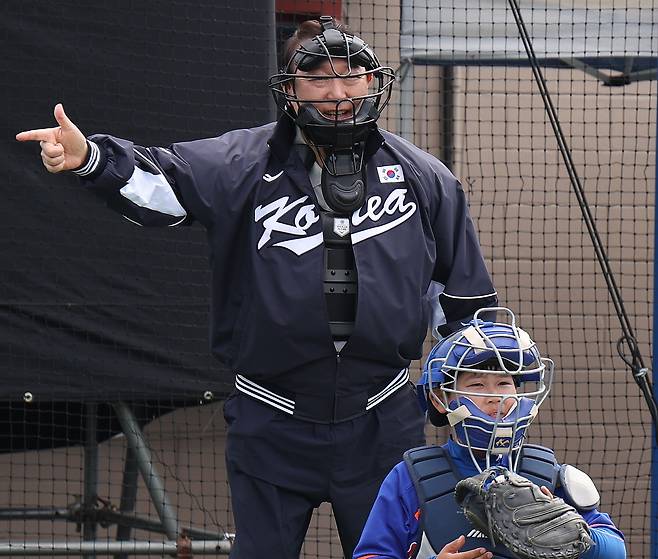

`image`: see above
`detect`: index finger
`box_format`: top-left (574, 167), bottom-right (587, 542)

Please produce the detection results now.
top-left (16, 128), bottom-right (57, 143)
top-left (458, 548), bottom-right (492, 559)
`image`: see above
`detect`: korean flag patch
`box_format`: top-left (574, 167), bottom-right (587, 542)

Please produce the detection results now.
top-left (377, 164), bottom-right (405, 183)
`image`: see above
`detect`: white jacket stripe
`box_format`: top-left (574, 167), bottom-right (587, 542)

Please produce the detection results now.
top-left (366, 368), bottom-right (409, 409)
top-left (235, 374), bottom-right (295, 413)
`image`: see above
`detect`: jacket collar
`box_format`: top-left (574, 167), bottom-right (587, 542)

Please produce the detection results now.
top-left (267, 115), bottom-right (386, 165)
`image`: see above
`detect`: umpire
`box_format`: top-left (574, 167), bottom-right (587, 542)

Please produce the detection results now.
top-left (17, 17), bottom-right (498, 559)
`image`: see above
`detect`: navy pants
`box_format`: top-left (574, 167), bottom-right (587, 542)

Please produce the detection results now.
top-left (223, 383), bottom-right (426, 558)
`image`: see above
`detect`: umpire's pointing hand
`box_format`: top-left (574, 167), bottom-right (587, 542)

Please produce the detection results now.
top-left (16, 104), bottom-right (88, 173)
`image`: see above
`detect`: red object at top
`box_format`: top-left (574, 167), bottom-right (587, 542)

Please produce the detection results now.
top-left (276, 0), bottom-right (342, 18)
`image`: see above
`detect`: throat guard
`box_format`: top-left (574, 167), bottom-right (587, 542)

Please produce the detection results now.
top-left (320, 148), bottom-right (366, 214)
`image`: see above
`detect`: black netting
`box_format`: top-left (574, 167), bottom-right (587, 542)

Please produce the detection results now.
top-left (2, 0), bottom-right (656, 557)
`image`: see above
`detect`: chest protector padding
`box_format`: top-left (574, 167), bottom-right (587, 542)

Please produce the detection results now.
top-left (403, 445), bottom-right (558, 559)
top-left (321, 211), bottom-right (357, 341)
top-left (514, 443), bottom-right (560, 490)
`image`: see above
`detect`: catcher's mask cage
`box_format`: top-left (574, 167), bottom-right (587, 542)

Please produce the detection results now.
top-left (417, 307), bottom-right (554, 472)
top-left (268, 16), bottom-right (395, 154)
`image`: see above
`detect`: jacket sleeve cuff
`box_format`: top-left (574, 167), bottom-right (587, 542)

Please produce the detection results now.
top-left (72, 140), bottom-right (105, 178)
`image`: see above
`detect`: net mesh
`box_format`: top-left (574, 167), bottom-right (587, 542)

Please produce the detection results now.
top-left (2, 0), bottom-right (655, 557)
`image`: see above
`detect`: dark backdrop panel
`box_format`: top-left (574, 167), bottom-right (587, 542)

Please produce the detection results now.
top-left (0, 1), bottom-right (274, 409)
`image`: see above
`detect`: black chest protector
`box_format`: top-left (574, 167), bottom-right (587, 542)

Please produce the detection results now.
top-left (321, 211), bottom-right (357, 341)
top-left (297, 144), bottom-right (358, 342)
top-left (403, 444), bottom-right (559, 559)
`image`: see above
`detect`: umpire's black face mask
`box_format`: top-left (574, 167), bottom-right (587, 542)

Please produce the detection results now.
top-left (268, 19), bottom-right (394, 214)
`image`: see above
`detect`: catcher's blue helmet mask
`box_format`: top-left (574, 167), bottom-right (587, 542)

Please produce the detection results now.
top-left (418, 307), bottom-right (554, 469)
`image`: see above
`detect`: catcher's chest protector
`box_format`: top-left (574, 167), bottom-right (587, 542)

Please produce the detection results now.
top-left (403, 445), bottom-right (559, 559)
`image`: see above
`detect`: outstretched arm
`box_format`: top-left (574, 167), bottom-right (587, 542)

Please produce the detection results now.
top-left (17, 104), bottom-right (193, 227)
top-left (16, 104), bottom-right (89, 173)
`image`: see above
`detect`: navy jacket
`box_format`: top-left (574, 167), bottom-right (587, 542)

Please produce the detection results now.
top-left (80, 117), bottom-right (497, 419)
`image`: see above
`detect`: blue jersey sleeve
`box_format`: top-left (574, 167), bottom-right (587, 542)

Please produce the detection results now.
top-left (552, 489), bottom-right (626, 559)
top-left (581, 525), bottom-right (626, 559)
top-left (353, 462), bottom-right (423, 559)
top-left (579, 510), bottom-right (626, 559)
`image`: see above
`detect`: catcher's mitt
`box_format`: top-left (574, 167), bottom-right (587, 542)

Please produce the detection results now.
top-left (455, 467), bottom-right (594, 559)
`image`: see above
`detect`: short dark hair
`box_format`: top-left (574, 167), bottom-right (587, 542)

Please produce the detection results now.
top-left (281, 18), bottom-right (350, 71)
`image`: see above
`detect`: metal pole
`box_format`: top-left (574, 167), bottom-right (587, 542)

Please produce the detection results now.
top-left (0, 540), bottom-right (231, 556)
top-left (649, 60), bottom-right (658, 557)
top-left (83, 403), bottom-right (98, 559)
top-left (111, 402), bottom-right (178, 540)
top-left (398, 60), bottom-right (414, 141)
top-left (114, 446), bottom-right (139, 559)
top-left (267, 0), bottom-right (278, 120)
top-left (439, 65), bottom-right (455, 173)
top-left (0, 508), bottom-right (225, 541)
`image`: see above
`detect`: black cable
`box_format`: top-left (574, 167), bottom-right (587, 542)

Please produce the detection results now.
top-left (506, 0), bottom-right (658, 442)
